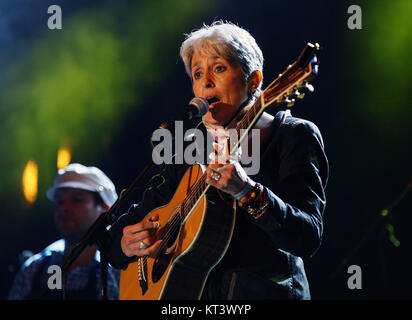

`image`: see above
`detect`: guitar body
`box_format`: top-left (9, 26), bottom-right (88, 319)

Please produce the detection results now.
top-left (119, 164), bottom-right (236, 300)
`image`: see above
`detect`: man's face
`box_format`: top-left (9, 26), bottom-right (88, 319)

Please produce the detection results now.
top-left (191, 49), bottom-right (248, 127)
top-left (53, 188), bottom-right (103, 242)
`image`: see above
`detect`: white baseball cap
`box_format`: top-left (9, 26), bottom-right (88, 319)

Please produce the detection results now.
top-left (46, 163), bottom-right (118, 207)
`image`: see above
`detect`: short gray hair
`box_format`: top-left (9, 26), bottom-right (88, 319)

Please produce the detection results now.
top-left (180, 21), bottom-right (264, 103)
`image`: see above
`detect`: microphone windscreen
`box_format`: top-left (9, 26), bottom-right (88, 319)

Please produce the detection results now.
top-left (189, 97), bottom-right (209, 117)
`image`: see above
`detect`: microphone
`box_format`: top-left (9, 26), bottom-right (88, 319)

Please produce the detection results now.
top-left (185, 97), bottom-right (209, 120)
top-left (158, 97), bottom-right (209, 130)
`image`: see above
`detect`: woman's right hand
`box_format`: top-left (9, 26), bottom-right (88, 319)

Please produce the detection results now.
top-left (120, 214), bottom-right (163, 257)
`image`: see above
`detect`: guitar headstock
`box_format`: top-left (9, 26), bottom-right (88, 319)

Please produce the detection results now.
top-left (262, 42), bottom-right (320, 109)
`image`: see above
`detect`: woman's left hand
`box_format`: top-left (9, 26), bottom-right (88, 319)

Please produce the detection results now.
top-left (205, 160), bottom-right (252, 196)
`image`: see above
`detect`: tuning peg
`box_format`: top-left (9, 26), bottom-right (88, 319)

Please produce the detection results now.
top-left (294, 90), bottom-right (305, 99)
top-left (304, 82), bottom-right (314, 92)
top-left (284, 97), bottom-right (295, 107)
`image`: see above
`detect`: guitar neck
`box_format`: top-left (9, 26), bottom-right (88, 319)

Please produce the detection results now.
top-left (181, 174), bottom-right (210, 222)
top-left (231, 93), bottom-right (270, 154)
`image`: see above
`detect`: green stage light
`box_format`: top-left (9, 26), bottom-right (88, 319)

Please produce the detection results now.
top-left (0, 0), bottom-right (217, 209)
top-left (348, 0), bottom-right (412, 132)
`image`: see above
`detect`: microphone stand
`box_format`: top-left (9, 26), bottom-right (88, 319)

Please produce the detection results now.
top-left (61, 121), bottom-right (176, 300)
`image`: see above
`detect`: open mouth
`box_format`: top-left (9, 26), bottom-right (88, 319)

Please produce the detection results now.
top-left (206, 97), bottom-right (220, 105)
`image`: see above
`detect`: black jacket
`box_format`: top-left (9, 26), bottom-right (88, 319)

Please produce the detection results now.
top-left (106, 110), bottom-right (329, 300)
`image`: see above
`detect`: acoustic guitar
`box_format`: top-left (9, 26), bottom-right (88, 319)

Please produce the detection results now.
top-left (119, 42), bottom-right (320, 300)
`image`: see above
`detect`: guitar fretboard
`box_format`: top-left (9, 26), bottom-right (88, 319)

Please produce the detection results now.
top-left (181, 174), bottom-right (207, 220)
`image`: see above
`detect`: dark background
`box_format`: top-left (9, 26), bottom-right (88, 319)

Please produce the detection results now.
top-left (1, 0), bottom-right (411, 300)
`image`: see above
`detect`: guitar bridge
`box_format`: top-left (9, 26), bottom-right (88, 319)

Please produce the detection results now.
top-left (137, 257), bottom-right (148, 295)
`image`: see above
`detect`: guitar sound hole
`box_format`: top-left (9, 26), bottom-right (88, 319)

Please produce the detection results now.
top-left (152, 211), bottom-right (182, 283)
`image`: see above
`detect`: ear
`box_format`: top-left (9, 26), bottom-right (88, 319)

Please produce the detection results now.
top-left (248, 70), bottom-right (263, 91)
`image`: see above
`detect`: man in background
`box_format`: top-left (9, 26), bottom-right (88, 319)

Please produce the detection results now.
top-left (8, 163), bottom-right (120, 300)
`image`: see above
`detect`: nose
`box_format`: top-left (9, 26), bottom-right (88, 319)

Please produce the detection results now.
top-left (202, 71), bottom-right (215, 89)
top-left (56, 199), bottom-right (71, 213)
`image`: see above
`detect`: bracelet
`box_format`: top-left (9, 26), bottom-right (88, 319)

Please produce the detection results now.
top-left (238, 182), bottom-right (261, 207)
top-left (238, 183), bottom-right (269, 219)
top-left (250, 199), bottom-right (269, 219)
top-left (249, 186), bottom-right (269, 219)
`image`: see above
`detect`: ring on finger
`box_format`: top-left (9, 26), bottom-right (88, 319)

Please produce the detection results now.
top-left (211, 171), bottom-right (221, 181)
top-left (139, 241), bottom-right (148, 249)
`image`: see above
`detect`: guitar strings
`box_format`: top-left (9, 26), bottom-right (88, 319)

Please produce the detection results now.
top-left (147, 172), bottom-right (208, 262)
